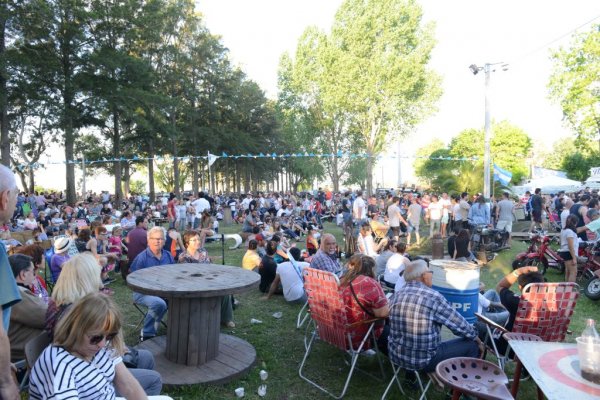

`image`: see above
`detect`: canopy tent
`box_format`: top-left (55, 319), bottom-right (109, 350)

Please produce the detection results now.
top-left (521, 176), bottom-right (582, 194)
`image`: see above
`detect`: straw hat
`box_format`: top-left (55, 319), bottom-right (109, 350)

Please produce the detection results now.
top-left (53, 237), bottom-right (72, 254)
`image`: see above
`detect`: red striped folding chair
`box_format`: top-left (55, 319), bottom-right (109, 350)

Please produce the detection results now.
top-left (299, 267), bottom-right (385, 399)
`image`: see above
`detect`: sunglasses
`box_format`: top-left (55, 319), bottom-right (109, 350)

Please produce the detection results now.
top-left (88, 332), bottom-right (118, 345)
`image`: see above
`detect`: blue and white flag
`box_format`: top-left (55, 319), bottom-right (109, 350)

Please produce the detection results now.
top-left (493, 164), bottom-right (512, 185)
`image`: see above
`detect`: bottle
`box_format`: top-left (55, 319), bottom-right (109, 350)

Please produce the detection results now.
top-left (582, 319), bottom-right (600, 341)
top-left (580, 319), bottom-right (600, 384)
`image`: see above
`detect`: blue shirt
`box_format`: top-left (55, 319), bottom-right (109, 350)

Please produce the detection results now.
top-left (468, 202), bottom-right (490, 225)
top-left (1, 242), bottom-right (21, 330)
top-left (130, 248), bottom-right (175, 273)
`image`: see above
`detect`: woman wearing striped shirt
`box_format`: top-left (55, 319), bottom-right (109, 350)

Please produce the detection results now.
top-left (29, 293), bottom-right (148, 399)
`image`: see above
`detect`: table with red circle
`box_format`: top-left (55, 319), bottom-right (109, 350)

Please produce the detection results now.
top-left (510, 340), bottom-right (600, 400)
top-left (127, 263), bottom-right (260, 385)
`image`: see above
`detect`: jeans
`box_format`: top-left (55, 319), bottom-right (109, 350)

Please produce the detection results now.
top-left (221, 295), bottom-right (234, 324)
top-left (429, 219), bottom-right (441, 237)
top-left (476, 290), bottom-right (510, 340)
top-left (423, 337), bottom-right (479, 373)
top-left (133, 292), bottom-right (167, 337)
top-left (116, 349), bottom-right (162, 396)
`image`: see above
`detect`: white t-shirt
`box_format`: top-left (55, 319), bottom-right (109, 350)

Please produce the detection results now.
top-left (353, 197), bottom-right (366, 220)
top-left (387, 203), bottom-right (401, 227)
top-left (357, 234), bottom-right (378, 257)
top-left (560, 209), bottom-right (570, 229)
top-left (277, 261), bottom-right (310, 301)
top-left (453, 203), bottom-right (462, 221)
top-left (428, 201), bottom-right (442, 220)
top-left (385, 253), bottom-right (410, 285)
top-left (559, 228), bottom-right (579, 254)
top-left (191, 198), bottom-right (210, 218)
top-left (440, 197), bottom-right (452, 217)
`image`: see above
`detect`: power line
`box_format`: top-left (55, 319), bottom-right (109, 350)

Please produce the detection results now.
top-left (510, 14), bottom-right (600, 64)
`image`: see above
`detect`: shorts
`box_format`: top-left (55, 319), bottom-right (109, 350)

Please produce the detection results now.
top-left (532, 210), bottom-right (542, 223)
top-left (441, 215), bottom-right (449, 224)
top-left (496, 220), bottom-right (512, 232)
top-left (559, 251), bottom-right (573, 261)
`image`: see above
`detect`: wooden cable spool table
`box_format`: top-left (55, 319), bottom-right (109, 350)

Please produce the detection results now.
top-left (127, 263), bottom-right (260, 385)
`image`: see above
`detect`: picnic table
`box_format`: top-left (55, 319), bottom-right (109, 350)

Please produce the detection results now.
top-left (510, 340), bottom-right (600, 400)
top-left (128, 263), bottom-right (260, 385)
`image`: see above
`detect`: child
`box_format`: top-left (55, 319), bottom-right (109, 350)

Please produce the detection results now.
top-left (108, 226), bottom-right (127, 257)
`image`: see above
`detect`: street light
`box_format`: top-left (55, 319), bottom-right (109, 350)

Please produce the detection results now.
top-left (469, 62), bottom-right (508, 199)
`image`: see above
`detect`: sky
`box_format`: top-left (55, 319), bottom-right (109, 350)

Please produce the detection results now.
top-left (196, 0), bottom-right (600, 187)
top-left (31, 0), bottom-right (600, 192)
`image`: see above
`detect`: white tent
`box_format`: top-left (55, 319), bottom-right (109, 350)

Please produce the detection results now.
top-left (522, 176), bottom-right (582, 194)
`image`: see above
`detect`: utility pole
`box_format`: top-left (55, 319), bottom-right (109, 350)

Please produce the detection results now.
top-left (469, 62), bottom-right (508, 199)
top-left (484, 63), bottom-right (491, 199)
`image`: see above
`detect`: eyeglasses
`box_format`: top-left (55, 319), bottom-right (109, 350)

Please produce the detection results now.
top-left (88, 332), bottom-right (118, 346)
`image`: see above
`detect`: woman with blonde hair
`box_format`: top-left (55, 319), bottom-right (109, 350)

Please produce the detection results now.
top-left (30, 293), bottom-right (171, 399)
top-left (45, 253), bottom-right (163, 397)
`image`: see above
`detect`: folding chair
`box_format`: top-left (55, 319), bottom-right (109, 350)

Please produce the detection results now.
top-left (476, 282), bottom-right (579, 371)
top-left (381, 361), bottom-right (434, 400)
top-left (133, 302), bottom-right (168, 331)
top-left (20, 332), bottom-right (52, 391)
top-left (296, 300), bottom-right (309, 329)
top-left (299, 267), bottom-right (385, 399)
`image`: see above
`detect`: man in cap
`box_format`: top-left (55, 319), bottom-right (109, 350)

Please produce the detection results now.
top-left (0, 165), bottom-right (21, 399)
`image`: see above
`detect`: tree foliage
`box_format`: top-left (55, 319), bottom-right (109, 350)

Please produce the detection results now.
top-left (548, 23), bottom-right (600, 152)
top-left (415, 120), bottom-right (532, 190)
top-left (277, 0), bottom-right (441, 194)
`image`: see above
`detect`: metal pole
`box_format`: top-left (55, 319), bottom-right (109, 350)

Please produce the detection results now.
top-left (483, 63), bottom-right (492, 199)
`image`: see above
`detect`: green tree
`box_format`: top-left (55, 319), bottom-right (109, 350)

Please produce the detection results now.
top-left (413, 138), bottom-right (447, 186)
top-left (449, 121), bottom-right (532, 184)
top-left (548, 23), bottom-right (600, 152)
top-left (13, 0), bottom-right (95, 203)
top-left (331, 0), bottom-right (442, 194)
top-left (541, 137), bottom-right (576, 171)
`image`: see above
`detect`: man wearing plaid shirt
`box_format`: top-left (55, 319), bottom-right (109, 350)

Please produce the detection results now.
top-left (388, 260), bottom-right (483, 372)
top-left (309, 233), bottom-right (341, 274)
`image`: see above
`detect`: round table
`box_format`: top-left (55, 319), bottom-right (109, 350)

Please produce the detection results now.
top-left (127, 263), bottom-right (260, 385)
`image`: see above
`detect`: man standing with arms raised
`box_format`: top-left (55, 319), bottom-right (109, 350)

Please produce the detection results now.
top-left (0, 165), bottom-right (21, 399)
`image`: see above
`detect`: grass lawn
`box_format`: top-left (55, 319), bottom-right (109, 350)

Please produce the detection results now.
top-left (91, 221), bottom-right (597, 399)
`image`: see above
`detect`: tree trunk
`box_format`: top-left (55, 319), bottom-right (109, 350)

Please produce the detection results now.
top-left (28, 166), bottom-right (34, 193)
top-left (112, 107), bottom-right (122, 205)
top-left (0, 10), bottom-right (9, 166)
top-left (64, 115), bottom-right (76, 204)
top-left (148, 138), bottom-right (155, 203)
top-left (366, 151), bottom-right (373, 196)
top-left (171, 112), bottom-right (180, 195)
top-left (192, 157), bottom-right (199, 195)
top-left (243, 163), bottom-right (250, 193)
top-left (123, 162), bottom-right (130, 198)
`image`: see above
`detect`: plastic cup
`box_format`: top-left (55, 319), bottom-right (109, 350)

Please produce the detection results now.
top-left (259, 369), bottom-right (268, 381)
top-left (576, 336), bottom-right (600, 384)
top-left (234, 387), bottom-right (244, 397)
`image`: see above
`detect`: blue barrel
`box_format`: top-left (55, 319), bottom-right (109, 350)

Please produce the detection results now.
top-left (430, 260), bottom-right (480, 324)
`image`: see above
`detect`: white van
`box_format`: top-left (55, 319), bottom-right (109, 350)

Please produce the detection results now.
top-left (585, 176), bottom-right (600, 190)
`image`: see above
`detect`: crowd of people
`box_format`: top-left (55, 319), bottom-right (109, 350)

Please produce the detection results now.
top-left (3, 160), bottom-right (600, 398)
